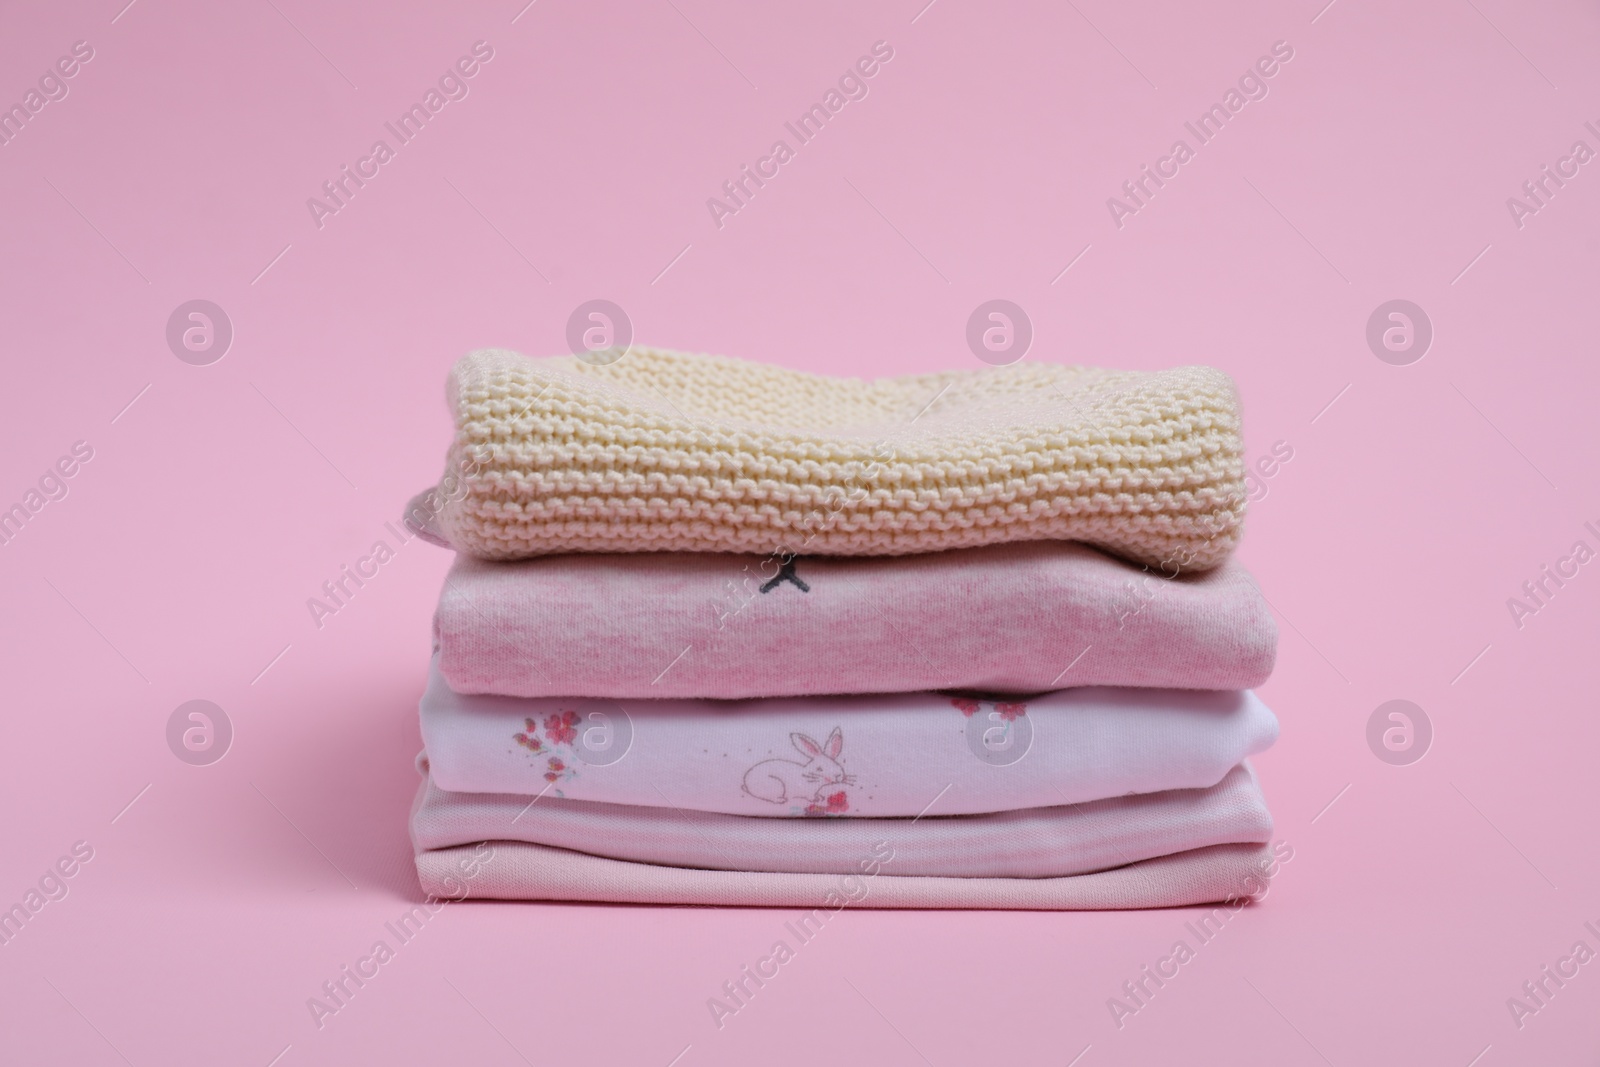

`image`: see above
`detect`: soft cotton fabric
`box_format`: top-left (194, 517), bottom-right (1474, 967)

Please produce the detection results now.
top-left (417, 656), bottom-right (1279, 816)
top-left (417, 839), bottom-right (1277, 910)
top-left (430, 542), bottom-right (1277, 699)
top-left (411, 759), bottom-right (1271, 878)
top-left (420, 348), bottom-right (1247, 571)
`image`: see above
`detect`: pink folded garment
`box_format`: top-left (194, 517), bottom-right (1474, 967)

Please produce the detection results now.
top-left (411, 760), bottom-right (1271, 878)
top-left (418, 655), bottom-right (1279, 816)
top-left (429, 541), bottom-right (1277, 700)
top-left (416, 840), bottom-right (1280, 910)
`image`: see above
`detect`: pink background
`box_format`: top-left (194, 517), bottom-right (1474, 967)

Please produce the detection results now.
top-left (2, 0), bottom-right (1598, 1062)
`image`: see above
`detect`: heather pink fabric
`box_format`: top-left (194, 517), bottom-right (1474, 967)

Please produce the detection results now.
top-left (416, 840), bottom-right (1281, 910)
top-left (410, 760), bottom-right (1272, 878)
top-left (429, 541), bottom-right (1277, 699)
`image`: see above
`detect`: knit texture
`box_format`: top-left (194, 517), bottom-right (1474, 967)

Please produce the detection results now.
top-left (427, 348), bottom-right (1248, 570)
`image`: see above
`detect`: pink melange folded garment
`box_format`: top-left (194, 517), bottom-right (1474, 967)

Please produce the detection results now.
top-left (428, 541), bottom-right (1277, 699)
top-left (415, 840), bottom-right (1277, 910)
top-left (410, 760), bottom-right (1272, 879)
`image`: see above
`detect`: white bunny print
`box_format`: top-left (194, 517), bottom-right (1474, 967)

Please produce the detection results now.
top-left (741, 728), bottom-right (854, 806)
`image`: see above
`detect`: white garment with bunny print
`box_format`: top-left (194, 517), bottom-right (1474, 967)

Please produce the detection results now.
top-left (417, 655), bottom-right (1279, 818)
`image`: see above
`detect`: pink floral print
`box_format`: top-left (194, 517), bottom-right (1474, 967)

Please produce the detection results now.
top-left (513, 710), bottom-right (582, 791)
top-left (951, 696), bottom-right (1028, 720)
top-left (544, 710), bottom-right (579, 746)
top-left (513, 718), bottom-right (544, 752)
top-left (804, 790), bottom-right (850, 817)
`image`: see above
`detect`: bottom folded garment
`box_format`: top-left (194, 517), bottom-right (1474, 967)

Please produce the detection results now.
top-left (416, 840), bottom-right (1276, 910)
top-left (410, 760), bottom-right (1272, 878)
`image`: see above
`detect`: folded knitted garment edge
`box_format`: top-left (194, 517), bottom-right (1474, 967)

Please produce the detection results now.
top-left (420, 348), bottom-right (1249, 571)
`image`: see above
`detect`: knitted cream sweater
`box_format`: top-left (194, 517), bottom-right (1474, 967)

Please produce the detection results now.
top-left (425, 348), bottom-right (1247, 571)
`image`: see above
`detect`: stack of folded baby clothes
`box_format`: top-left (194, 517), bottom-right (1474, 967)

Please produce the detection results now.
top-left (402, 347), bottom-right (1281, 909)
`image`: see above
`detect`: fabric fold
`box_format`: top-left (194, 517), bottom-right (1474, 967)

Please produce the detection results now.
top-left (416, 839), bottom-right (1279, 910)
top-left (411, 760), bottom-right (1272, 878)
top-left (432, 541), bottom-right (1277, 699)
top-left (421, 348), bottom-right (1248, 570)
top-left (418, 655), bottom-right (1279, 817)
